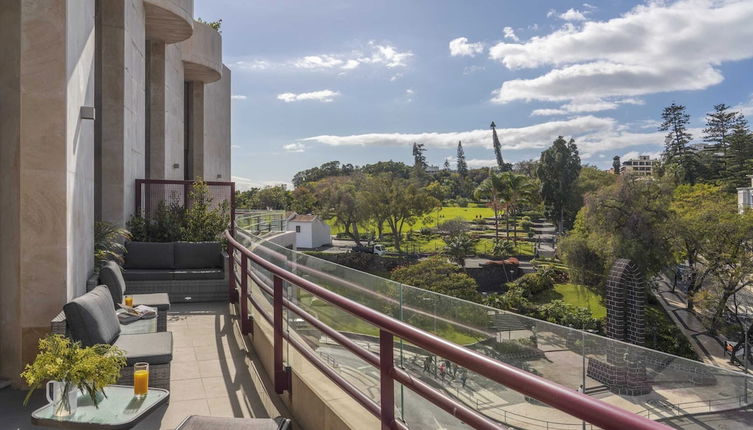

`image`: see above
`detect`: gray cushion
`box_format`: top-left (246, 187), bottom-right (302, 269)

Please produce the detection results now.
top-left (63, 286), bottom-right (121, 346)
top-left (124, 242), bottom-right (175, 269)
top-left (123, 269), bottom-right (174, 281)
top-left (173, 269), bottom-right (224, 280)
top-left (99, 261), bottom-right (126, 306)
top-left (113, 332), bottom-right (173, 366)
top-left (131, 293), bottom-right (171, 311)
top-left (174, 242), bottom-right (223, 269)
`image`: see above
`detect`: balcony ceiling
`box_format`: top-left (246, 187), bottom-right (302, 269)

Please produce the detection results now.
top-left (145, 0), bottom-right (194, 44)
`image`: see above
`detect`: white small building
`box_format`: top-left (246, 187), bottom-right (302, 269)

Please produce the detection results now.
top-left (286, 214), bottom-right (332, 249)
top-left (738, 175), bottom-right (753, 214)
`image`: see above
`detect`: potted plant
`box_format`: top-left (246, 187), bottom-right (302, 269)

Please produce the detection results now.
top-left (22, 335), bottom-right (126, 417)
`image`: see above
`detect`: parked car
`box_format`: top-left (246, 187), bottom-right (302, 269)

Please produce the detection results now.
top-left (352, 244), bottom-right (387, 256)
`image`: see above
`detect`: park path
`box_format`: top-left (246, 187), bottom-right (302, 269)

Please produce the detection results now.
top-left (652, 274), bottom-right (741, 371)
top-left (531, 219), bottom-right (556, 258)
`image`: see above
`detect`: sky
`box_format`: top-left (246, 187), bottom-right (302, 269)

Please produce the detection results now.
top-left (194, 0), bottom-right (753, 190)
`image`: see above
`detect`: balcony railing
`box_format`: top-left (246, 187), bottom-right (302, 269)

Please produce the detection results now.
top-left (223, 228), bottom-right (710, 429)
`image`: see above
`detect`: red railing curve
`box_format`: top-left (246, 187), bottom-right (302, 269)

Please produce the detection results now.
top-left (225, 230), bottom-right (671, 430)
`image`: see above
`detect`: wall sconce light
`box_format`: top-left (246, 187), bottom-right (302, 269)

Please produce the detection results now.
top-left (216, 174), bottom-right (222, 179)
top-left (80, 106), bottom-right (96, 120)
top-left (173, 163), bottom-right (180, 169)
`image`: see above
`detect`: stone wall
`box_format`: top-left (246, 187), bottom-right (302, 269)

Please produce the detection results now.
top-left (202, 65), bottom-right (232, 181)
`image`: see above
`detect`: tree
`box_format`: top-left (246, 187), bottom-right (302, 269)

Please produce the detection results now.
top-left (612, 156), bottom-right (621, 175)
top-left (490, 121), bottom-right (510, 171)
top-left (703, 104), bottom-right (741, 155)
top-left (365, 175), bottom-right (438, 252)
top-left (580, 176), bottom-right (674, 277)
top-left (412, 142), bottom-right (427, 173)
top-left (392, 256), bottom-right (481, 302)
top-left (182, 180), bottom-right (230, 242)
top-left (361, 160), bottom-right (412, 178)
top-left (498, 172), bottom-right (536, 243)
top-left (474, 172), bottom-right (505, 241)
top-left (443, 232), bottom-right (476, 267)
top-left (291, 183), bottom-right (317, 214)
top-left (537, 300), bottom-right (600, 331)
top-left (660, 103), bottom-right (698, 184)
top-left (723, 116), bottom-right (753, 189)
top-left (536, 136), bottom-right (581, 233)
top-left (443, 159), bottom-right (451, 171)
top-left (456, 141), bottom-right (468, 178)
top-left (254, 185), bottom-right (291, 210)
top-left (558, 231), bottom-right (605, 287)
top-left (315, 175), bottom-right (369, 245)
top-left (513, 159), bottom-right (539, 178)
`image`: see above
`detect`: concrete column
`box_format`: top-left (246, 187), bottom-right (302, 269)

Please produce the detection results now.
top-left (186, 65), bottom-right (231, 181)
top-left (99, 0), bottom-right (146, 225)
top-left (147, 41), bottom-right (185, 180)
top-left (202, 65), bottom-right (232, 181)
top-left (0, 0), bottom-right (95, 386)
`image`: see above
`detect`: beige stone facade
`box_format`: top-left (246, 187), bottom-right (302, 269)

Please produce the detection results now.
top-left (0, 0), bottom-right (231, 385)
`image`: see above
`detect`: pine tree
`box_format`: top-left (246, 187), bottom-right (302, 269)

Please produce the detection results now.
top-left (659, 103), bottom-right (698, 184)
top-left (612, 156), bottom-right (621, 175)
top-left (443, 159), bottom-right (450, 171)
top-left (412, 142), bottom-right (427, 172)
top-left (703, 104), bottom-right (740, 155)
top-left (456, 141), bottom-right (468, 177)
top-left (724, 116), bottom-right (753, 188)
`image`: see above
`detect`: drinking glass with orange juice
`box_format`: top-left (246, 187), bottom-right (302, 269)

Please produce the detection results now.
top-left (133, 362), bottom-right (149, 397)
top-left (124, 296), bottom-right (133, 307)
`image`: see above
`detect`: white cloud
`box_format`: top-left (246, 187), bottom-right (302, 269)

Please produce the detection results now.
top-left (294, 55), bottom-right (343, 69)
top-left (449, 37), bottom-right (485, 57)
top-left (301, 115), bottom-right (664, 158)
top-left (231, 94), bottom-right (247, 100)
top-left (733, 93), bottom-right (753, 117)
top-left (233, 59), bottom-right (270, 70)
top-left (276, 90), bottom-right (341, 103)
top-left (531, 97), bottom-right (644, 116)
top-left (559, 8), bottom-right (587, 21)
top-left (489, 1), bottom-right (753, 105)
top-left (405, 88), bottom-right (415, 102)
top-left (503, 27), bottom-right (520, 42)
top-left (389, 73), bottom-right (404, 82)
top-left (283, 143), bottom-right (306, 153)
top-left (232, 176), bottom-right (292, 191)
top-left (467, 159), bottom-right (499, 168)
top-left (235, 42), bottom-right (411, 73)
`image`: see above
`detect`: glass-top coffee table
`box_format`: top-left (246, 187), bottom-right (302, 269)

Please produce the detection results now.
top-left (117, 310), bottom-right (158, 335)
top-left (31, 385), bottom-right (169, 429)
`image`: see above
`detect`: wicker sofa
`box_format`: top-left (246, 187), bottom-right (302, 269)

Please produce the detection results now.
top-left (51, 286), bottom-right (172, 389)
top-left (121, 241), bottom-right (228, 303)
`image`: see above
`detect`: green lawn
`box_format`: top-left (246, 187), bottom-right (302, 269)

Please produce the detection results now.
top-left (327, 206), bottom-right (497, 235)
top-left (534, 283), bottom-right (607, 319)
top-left (298, 293), bottom-right (479, 345)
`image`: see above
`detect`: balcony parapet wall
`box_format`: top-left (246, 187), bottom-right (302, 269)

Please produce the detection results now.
top-left (144, 0), bottom-right (194, 44)
top-left (178, 20), bottom-right (222, 83)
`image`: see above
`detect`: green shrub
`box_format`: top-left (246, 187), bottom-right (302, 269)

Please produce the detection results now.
top-left (515, 273), bottom-right (554, 296)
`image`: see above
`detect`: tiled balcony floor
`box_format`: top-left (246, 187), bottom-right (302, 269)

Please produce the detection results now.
top-left (1, 302), bottom-right (280, 430)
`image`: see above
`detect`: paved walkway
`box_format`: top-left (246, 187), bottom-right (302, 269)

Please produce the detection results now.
top-left (1, 302), bottom-right (283, 430)
top-left (653, 275), bottom-right (740, 371)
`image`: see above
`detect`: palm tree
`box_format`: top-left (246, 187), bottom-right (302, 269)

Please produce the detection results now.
top-left (474, 171), bottom-right (505, 241)
top-left (475, 171), bottom-right (536, 244)
top-left (497, 172), bottom-right (536, 244)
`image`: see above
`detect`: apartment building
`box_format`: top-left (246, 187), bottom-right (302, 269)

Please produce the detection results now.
top-left (0, 0), bottom-right (230, 384)
top-left (621, 155), bottom-right (659, 176)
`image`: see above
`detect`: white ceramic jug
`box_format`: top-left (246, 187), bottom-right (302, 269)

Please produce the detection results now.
top-left (46, 380), bottom-right (78, 417)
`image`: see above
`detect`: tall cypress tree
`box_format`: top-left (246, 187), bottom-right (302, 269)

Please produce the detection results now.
top-left (612, 156), bottom-right (621, 175)
top-left (659, 103), bottom-right (698, 184)
top-left (490, 121), bottom-right (505, 171)
top-left (456, 141), bottom-right (468, 177)
top-left (536, 136), bottom-right (581, 233)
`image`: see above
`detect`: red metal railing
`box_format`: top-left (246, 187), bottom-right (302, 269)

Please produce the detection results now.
top-left (225, 230), bottom-right (671, 430)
